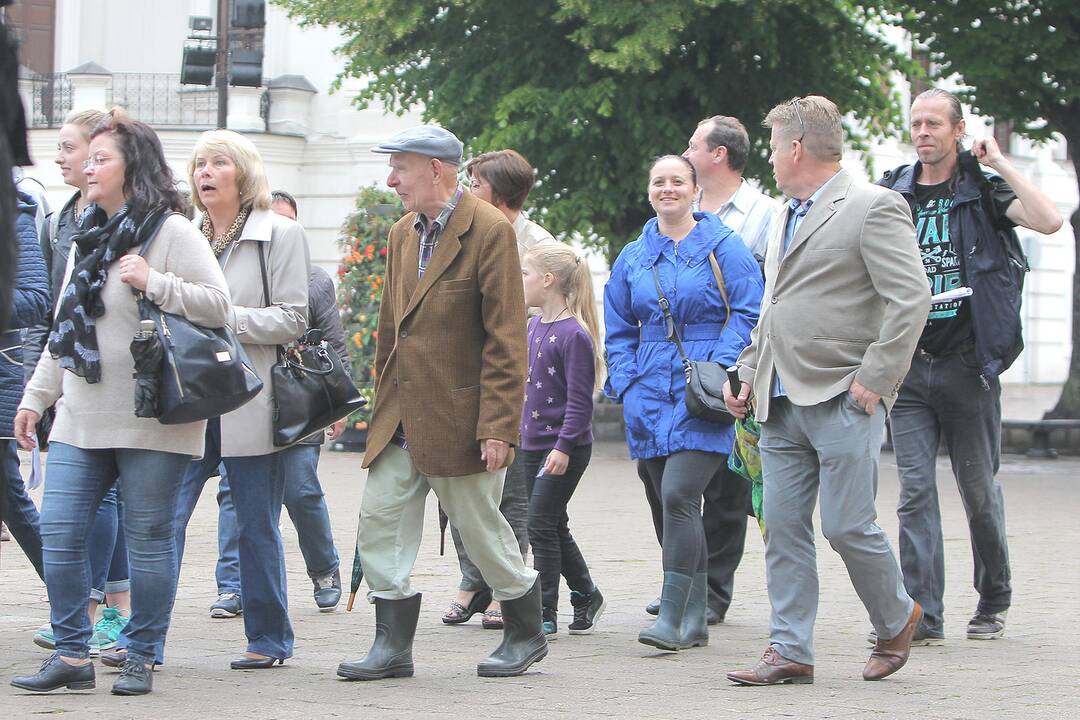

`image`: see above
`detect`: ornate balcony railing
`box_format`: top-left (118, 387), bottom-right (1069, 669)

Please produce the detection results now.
top-left (24, 71), bottom-right (270, 131)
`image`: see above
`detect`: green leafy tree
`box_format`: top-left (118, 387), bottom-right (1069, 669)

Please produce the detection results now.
top-left (276, 0), bottom-right (912, 261)
top-left (336, 186), bottom-right (402, 431)
top-left (900, 1), bottom-right (1080, 417)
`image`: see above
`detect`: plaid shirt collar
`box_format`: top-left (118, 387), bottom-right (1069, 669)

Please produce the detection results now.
top-left (414, 186), bottom-right (464, 279)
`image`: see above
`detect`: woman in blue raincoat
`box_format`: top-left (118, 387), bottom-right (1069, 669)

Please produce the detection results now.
top-left (604, 155), bottom-right (763, 651)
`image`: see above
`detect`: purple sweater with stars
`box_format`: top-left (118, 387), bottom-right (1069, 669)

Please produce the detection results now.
top-left (521, 316), bottom-right (595, 453)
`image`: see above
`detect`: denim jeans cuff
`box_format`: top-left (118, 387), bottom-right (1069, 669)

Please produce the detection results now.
top-left (88, 588), bottom-right (106, 604)
top-left (126, 650), bottom-right (155, 667)
top-left (57, 648), bottom-right (91, 661)
top-left (217, 586), bottom-right (241, 596)
top-left (307, 562), bottom-right (340, 580)
top-left (104, 579), bottom-right (130, 595)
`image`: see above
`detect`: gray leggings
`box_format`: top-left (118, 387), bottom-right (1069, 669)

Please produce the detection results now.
top-left (638, 450), bottom-right (725, 577)
top-left (450, 453), bottom-right (529, 592)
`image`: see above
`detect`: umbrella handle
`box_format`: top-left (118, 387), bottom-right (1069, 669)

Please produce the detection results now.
top-left (347, 592), bottom-right (357, 612)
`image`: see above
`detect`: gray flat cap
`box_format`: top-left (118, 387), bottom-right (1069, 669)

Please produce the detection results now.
top-left (371, 125), bottom-right (463, 164)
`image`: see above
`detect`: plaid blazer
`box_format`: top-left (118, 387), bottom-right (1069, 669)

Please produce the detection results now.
top-left (363, 191), bottom-right (527, 477)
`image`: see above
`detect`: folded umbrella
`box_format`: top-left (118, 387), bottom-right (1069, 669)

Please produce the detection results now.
top-left (130, 319), bottom-right (163, 418)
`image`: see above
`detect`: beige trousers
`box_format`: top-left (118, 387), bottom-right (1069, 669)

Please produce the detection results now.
top-left (357, 443), bottom-right (537, 602)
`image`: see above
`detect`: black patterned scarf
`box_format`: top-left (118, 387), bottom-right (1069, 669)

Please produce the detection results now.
top-left (48, 204), bottom-right (165, 383)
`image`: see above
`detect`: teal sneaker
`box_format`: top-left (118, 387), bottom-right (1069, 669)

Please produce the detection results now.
top-left (89, 608), bottom-right (129, 653)
top-left (542, 609), bottom-right (558, 641)
top-left (33, 622), bottom-right (56, 650)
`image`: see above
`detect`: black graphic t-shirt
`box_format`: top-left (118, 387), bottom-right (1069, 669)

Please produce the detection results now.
top-left (915, 180), bottom-right (973, 354)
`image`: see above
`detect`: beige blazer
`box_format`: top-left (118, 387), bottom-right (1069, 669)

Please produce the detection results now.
top-left (737, 168), bottom-right (930, 422)
top-left (198, 208), bottom-right (311, 457)
top-left (363, 191), bottom-right (528, 477)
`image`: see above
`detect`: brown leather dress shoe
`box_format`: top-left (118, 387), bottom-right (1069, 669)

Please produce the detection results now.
top-left (864, 602), bottom-right (922, 681)
top-left (726, 646), bottom-right (814, 686)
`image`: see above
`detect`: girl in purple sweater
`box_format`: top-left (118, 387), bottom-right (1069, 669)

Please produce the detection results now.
top-left (520, 243), bottom-right (605, 639)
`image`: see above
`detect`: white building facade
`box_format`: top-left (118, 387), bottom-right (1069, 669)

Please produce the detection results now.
top-left (10, 1), bottom-right (1076, 385)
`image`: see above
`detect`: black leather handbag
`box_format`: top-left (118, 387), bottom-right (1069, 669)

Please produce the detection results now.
top-left (257, 246), bottom-right (365, 447)
top-left (135, 214), bottom-right (263, 425)
top-left (650, 254), bottom-right (736, 425)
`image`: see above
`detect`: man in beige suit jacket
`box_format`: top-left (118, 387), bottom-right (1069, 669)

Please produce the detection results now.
top-left (724, 97), bottom-right (930, 687)
top-left (338, 126), bottom-right (546, 683)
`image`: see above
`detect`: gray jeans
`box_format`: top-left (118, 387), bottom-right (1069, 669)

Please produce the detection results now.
top-left (760, 394), bottom-right (913, 665)
top-left (891, 349), bottom-right (1011, 633)
top-left (450, 452), bottom-right (529, 592)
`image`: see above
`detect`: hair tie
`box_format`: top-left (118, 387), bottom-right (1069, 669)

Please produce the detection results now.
top-left (574, 256), bottom-right (581, 265)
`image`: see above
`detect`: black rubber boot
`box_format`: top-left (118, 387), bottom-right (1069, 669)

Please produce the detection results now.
top-left (476, 578), bottom-right (548, 677)
top-left (638, 571), bottom-right (693, 651)
top-left (679, 573), bottom-right (709, 648)
top-left (337, 594), bottom-right (421, 680)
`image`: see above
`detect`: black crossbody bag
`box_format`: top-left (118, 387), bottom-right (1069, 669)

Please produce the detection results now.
top-left (134, 213), bottom-right (263, 424)
top-left (650, 252), bottom-right (735, 425)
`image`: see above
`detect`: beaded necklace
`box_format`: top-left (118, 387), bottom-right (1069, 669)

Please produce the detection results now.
top-left (201, 206), bottom-right (251, 256)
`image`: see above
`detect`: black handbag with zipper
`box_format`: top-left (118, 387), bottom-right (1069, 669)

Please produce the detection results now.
top-left (650, 252), bottom-right (735, 425)
top-left (134, 212), bottom-right (263, 424)
top-left (257, 245), bottom-right (365, 447)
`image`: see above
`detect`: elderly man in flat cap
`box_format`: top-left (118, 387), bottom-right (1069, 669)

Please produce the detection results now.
top-left (338, 126), bottom-right (545, 680)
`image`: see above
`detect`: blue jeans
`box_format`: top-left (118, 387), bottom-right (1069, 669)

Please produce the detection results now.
top-left (892, 350), bottom-right (1011, 634)
top-left (216, 444), bottom-right (339, 592)
top-left (40, 442), bottom-right (189, 664)
top-left (88, 487), bottom-right (131, 603)
top-left (2, 439), bottom-right (43, 580)
top-left (173, 419), bottom-right (294, 659)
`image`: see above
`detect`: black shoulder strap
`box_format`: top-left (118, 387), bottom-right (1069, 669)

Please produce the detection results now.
top-left (650, 264), bottom-right (692, 370)
top-left (136, 210), bottom-right (180, 259)
top-left (257, 241), bottom-right (270, 308)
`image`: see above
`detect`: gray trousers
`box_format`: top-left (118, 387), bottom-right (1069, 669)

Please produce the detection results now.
top-left (450, 452), bottom-right (529, 592)
top-left (891, 350), bottom-right (1011, 633)
top-left (760, 394), bottom-right (913, 665)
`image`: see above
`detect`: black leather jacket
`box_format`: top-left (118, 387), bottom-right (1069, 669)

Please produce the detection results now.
top-left (880, 151), bottom-right (1028, 381)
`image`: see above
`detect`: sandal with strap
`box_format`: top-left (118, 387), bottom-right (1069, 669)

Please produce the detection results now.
top-left (481, 608), bottom-right (504, 630)
top-left (441, 588), bottom-right (493, 625)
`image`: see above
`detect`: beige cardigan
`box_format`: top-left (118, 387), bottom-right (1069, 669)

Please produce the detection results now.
top-left (20, 214), bottom-right (231, 457)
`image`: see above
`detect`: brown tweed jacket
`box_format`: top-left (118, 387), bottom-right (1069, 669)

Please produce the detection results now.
top-left (362, 191), bottom-right (528, 477)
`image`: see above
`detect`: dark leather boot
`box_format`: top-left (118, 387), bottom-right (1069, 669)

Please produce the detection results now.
top-left (638, 571), bottom-right (693, 651)
top-left (476, 578), bottom-right (548, 677)
top-left (679, 572), bottom-right (709, 648)
top-left (337, 594), bottom-right (421, 680)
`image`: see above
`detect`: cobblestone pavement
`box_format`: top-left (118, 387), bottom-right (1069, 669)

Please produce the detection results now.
top-left (2, 442), bottom-right (1077, 719)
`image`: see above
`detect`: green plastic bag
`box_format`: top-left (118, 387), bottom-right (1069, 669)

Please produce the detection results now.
top-left (727, 412), bottom-right (764, 534)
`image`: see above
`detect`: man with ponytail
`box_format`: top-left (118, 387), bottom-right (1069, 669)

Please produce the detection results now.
top-left (877, 88), bottom-right (1062, 644)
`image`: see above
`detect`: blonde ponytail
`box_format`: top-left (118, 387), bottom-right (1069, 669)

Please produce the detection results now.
top-left (524, 243), bottom-right (605, 391)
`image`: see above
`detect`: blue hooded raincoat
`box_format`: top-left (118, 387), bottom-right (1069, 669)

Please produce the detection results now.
top-left (604, 212), bottom-right (764, 459)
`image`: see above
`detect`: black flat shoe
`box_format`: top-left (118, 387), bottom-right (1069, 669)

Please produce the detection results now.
top-left (11, 653), bottom-right (95, 692)
top-left (230, 654), bottom-right (284, 670)
top-left (111, 658), bottom-right (152, 696)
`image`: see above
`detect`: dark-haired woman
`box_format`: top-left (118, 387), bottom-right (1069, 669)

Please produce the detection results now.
top-left (604, 155), bottom-right (763, 651)
top-left (10, 110), bottom-right (231, 696)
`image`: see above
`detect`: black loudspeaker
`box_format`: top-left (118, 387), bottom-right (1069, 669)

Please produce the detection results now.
top-left (228, 47), bottom-right (263, 87)
top-left (180, 44), bottom-right (215, 86)
top-left (231, 0), bottom-right (266, 29)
